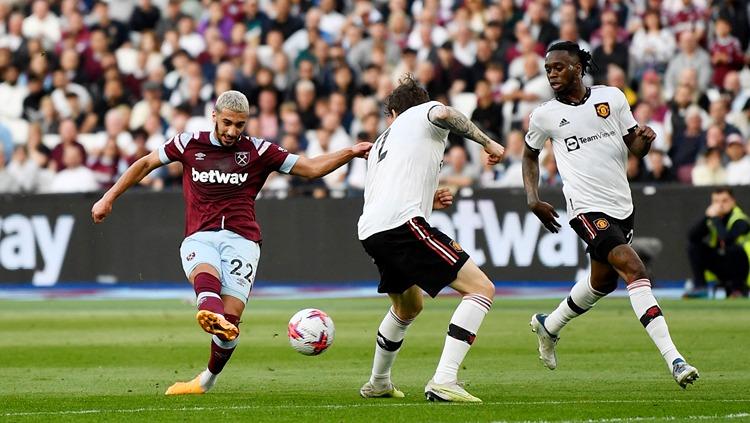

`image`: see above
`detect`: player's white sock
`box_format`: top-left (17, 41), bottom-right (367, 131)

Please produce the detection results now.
top-left (199, 368), bottom-right (218, 391)
top-left (544, 277), bottom-right (606, 335)
top-left (433, 294), bottom-right (492, 385)
top-left (627, 279), bottom-right (682, 368)
top-left (369, 307), bottom-right (413, 386)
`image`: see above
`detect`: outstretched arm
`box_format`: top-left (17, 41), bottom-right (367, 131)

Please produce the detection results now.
top-left (428, 105), bottom-right (504, 164)
top-left (624, 125), bottom-right (656, 158)
top-left (92, 150), bottom-right (165, 223)
top-left (289, 142), bottom-right (372, 179)
top-left (522, 145), bottom-right (561, 233)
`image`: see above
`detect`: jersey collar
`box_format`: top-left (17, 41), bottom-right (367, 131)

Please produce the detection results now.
top-left (209, 130), bottom-right (222, 146)
top-left (555, 87), bottom-right (591, 106)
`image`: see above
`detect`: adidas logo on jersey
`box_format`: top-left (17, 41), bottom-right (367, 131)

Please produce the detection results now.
top-left (191, 168), bottom-right (248, 185)
top-left (559, 118), bottom-right (570, 127)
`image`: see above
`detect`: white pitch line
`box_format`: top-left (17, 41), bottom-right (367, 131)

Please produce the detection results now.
top-left (2, 399), bottom-right (749, 418)
top-left (491, 412), bottom-right (750, 423)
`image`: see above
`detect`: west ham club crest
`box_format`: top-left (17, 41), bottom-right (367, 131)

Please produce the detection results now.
top-left (235, 151), bottom-right (249, 166)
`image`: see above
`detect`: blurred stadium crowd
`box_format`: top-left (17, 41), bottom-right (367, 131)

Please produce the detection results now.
top-left (0, 0), bottom-right (749, 197)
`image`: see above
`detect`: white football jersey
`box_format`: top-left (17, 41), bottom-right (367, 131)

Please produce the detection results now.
top-left (358, 101), bottom-right (449, 240)
top-left (525, 86), bottom-right (638, 220)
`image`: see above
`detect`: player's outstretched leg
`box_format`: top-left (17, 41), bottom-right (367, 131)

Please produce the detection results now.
top-left (193, 271), bottom-right (238, 341)
top-left (612, 246), bottom-right (699, 388)
top-left (167, 313), bottom-right (241, 395)
top-left (426, 260), bottom-right (493, 403)
top-left (361, 288), bottom-right (422, 399)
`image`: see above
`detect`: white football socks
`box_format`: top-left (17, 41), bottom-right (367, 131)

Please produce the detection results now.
top-left (370, 307), bottom-right (413, 386)
top-left (199, 368), bottom-right (218, 391)
top-left (544, 277), bottom-right (606, 335)
top-left (433, 294), bottom-right (492, 385)
top-left (627, 279), bottom-right (682, 368)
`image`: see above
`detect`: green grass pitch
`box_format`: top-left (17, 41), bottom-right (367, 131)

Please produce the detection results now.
top-left (1, 297), bottom-right (748, 422)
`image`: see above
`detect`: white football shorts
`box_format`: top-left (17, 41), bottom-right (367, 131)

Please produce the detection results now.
top-left (179, 229), bottom-right (260, 303)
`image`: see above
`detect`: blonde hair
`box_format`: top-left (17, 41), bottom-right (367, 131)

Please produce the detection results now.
top-left (215, 90), bottom-right (250, 115)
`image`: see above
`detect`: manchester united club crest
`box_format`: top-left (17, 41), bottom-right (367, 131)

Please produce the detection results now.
top-left (594, 218), bottom-right (610, 230)
top-left (594, 102), bottom-right (610, 119)
top-left (235, 151), bottom-right (249, 166)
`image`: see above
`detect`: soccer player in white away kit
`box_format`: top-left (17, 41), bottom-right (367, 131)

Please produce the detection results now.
top-left (522, 42), bottom-right (699, 388)
top-left (358, 76), bottom-right (505, 402)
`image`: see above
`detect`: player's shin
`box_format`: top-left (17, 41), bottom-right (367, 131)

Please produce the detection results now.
top-left (433, 294), bottom-right (492, 384)
top-left (544, 277), bottom-right (606, 335)
top-left (626, 279), bottom-right (682, 367)
top-left (201, 314), bottom-right (241, 391)
top-left (370, 307), bottom-right (413, 386)
top-left (194, 272), bottom-right (224, 315)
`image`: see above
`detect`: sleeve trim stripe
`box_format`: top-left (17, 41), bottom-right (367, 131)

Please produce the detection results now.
top-left (427, 104), bottom-right (449, 130)
top-left (279, 154), bottom-right (299, 174)
top-left (158, 146), bottom-right (171, 164)
top-left (174, 136), bottom-right (185, 154)
top-left (525, 141), bottom-right (541, 153)
top-left (257, 141), bottom-right (271, 156)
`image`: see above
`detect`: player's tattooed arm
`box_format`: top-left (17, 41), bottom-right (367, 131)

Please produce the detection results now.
top-left (623, 125), bottom-right (656, 158)
top-left (428, 105), bottom-right (504, 162)
top-left (522, 145), bottom-right (561, 233)
top-left (428, 105), bottom-right (492, 146)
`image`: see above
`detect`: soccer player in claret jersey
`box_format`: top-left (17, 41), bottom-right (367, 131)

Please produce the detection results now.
top-left (357, 75), bottom-right (505, 402)
top-left (91, 91), bottom-right (372, 395)
top-left (522, 42), bottom-right (699, 388)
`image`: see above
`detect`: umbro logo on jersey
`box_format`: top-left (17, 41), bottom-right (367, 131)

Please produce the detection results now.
top-left (195, 152), bottom-right (206, 161)
top-left (559, 118), bottom-right (570, 127)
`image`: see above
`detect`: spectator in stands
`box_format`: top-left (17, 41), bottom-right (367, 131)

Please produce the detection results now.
top-left (50, 119), bottom-right (86, 171)
top-left (440, 144), bottom-right (475, 189)
top-left (576, 0), bottom-right (601, 41)
top-left (0, 63), bottom-right (26, 120)
top-left (22, 0), bottom-right (60, 50)
top-left (348, 21), bottom-right (401, 74)
top-left (525, 1), bottom-right (559, 47)
top-left (130, 0), bottom-right (160, 33)
top-left (270, 0), bottom-right (303, 40)
top-left (686, 187), bottom-right (749, 298)
top-left (591, 22), bottom-right (629, 85)
top-left (691, 147), bottom-right (727, 186)
top-left (89, 1), bottom-right (129, 50)
top-left (496, 130), bottom-right (525, 187)
top-left (554, 20), bottom-right (592, 57)
top-left (668, 0), bottom-right (706, 42)
top-left (257, 88), bottom-right (280, 142)
top-left (501, 54), bottom-right (553, 130)
top-left (709, 17), bottom-right (744, 88)
top-left (709, 98), bottom-right (742, 137)
top-left (472, 79), bottom-right (503, 140)
top-left (669, 105), bottom-right (706, 183)
top-left (88, 138), bottom-right (122, 190)
top-left (629, 10), bottom-right (676, 79)
top-left (0, 148), bottom-right (19, 193)
top-left (627, 152), bottom-right (646, 182)
top-left (643, 149), bottom-right (676, 183)
top-left (47, 144), bottom-right (99, 193)
top-left (607, 64), bottom-right (637, 106)
top-left (665, 31), bottom-right (712, 98)
top-left (725, 133), bottom-right (750, 185)
top-left (540, 150), bottom-right (562, 187)
top-left (7, 145), bottom-right (41, 193)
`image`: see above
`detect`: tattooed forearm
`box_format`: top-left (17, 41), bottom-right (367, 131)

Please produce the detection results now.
top-left (428, 105), bottom-right (492, 147)
top-left (522, 147), bottom-right (541, 205)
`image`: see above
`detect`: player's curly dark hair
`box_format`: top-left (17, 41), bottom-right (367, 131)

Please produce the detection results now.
top-left (383, 74), bottom-right (430, 117)
top-left (546, 41), bottom-right (596, 77)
